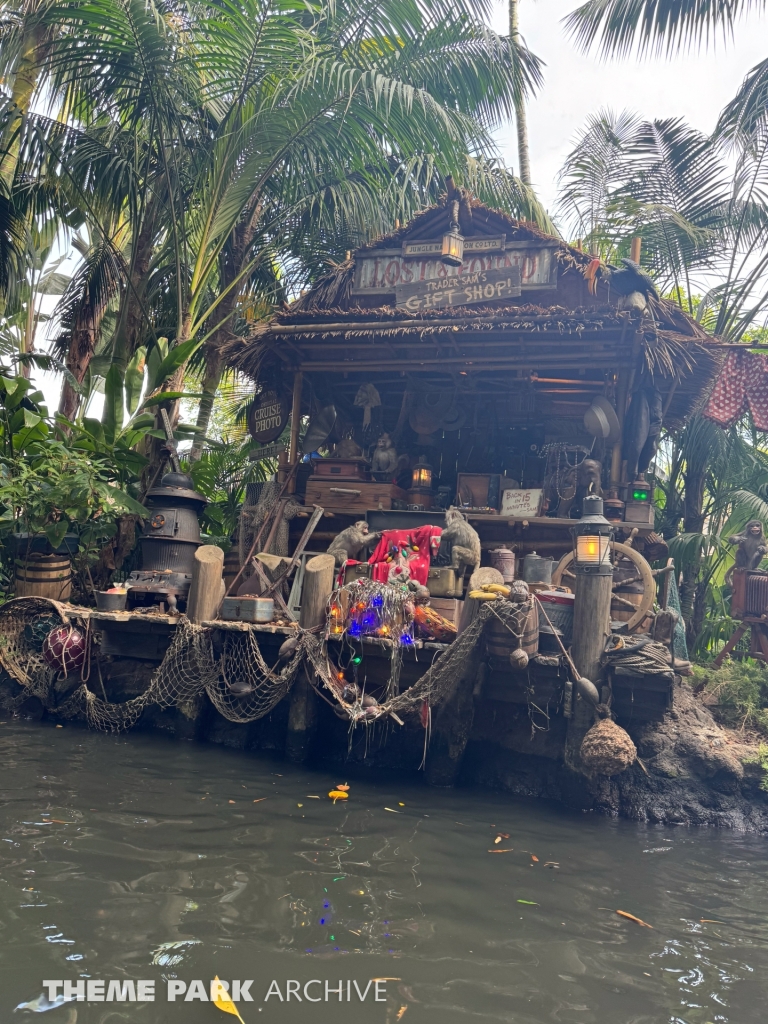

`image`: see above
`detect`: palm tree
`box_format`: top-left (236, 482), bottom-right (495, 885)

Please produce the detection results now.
top-left (24, 0), bottom-right (544, 470)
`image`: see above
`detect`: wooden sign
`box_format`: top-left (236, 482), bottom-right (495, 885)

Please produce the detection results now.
top-left (395, 265), bottom-right (521, 311)
top-left (248, 441), bottom-right (285, 461)
top-left (248, 389), bottom-right (289, 442)
top-left (352, 242), bottom-right (558, 296)
top-left (402, 235), bottom-right (506, 257)
top-left (501, 488), bottom-right (544, 518)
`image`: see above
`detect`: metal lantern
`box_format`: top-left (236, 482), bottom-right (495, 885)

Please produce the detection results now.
top-left (441, 200), bottom-right (464, 267)
top-left (441, 225), bottom-right (464, 267)
top-left (571, 494), bottom-right (613, 575)
top-left (411, 456), bottom-right (433, 491)
top-left (407, 455), bottom-right (434, 509)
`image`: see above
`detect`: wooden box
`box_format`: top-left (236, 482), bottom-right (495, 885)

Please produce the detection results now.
top-left (456, 473), bottom-right (500, 510)
top-left (304, 478), bottom-right (392, 511)
top-left (624, 501), bottom-right (655, 525)
top-left (428, 596), bottom-right (462, 625)
top-left (427, 565), bottom-right (460, 597)
top-left (312, 457), bottom-right (370, 482)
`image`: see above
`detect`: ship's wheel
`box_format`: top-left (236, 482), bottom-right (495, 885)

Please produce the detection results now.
top-left (551, 541), bottom-right (655, 633)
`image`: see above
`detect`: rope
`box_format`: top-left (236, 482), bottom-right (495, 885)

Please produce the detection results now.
top-left (602, 633), bottom-right (673, 676)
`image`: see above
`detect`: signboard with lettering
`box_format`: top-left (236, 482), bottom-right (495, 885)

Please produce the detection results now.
top-left (395, 266), bottom-right (521, 312)
top-left (501, 488), bottom-right (544, 518)
top-left (401, 235), bottom-right (506, 258)
top-left (352, 243), bottom-right (557, 296)
top-left (248, 390), bottom-right (289, 443)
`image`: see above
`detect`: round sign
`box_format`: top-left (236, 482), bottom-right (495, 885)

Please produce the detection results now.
top-left (248, 389), bottom-right (289, 442)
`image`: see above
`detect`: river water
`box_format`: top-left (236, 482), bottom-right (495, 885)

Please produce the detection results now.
top-left (1, 720), bottom-right (766, 1024)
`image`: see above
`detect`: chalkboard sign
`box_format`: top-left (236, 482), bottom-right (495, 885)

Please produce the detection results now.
top-left (248, 389), bottom-right (289, 442)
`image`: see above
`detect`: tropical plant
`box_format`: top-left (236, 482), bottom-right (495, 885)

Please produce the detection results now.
top-left (187, 439), bottom-right (275, 541)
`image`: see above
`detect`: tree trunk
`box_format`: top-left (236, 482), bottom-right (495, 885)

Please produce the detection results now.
top-left (188, 339), bottom-right (226, 462)
top-left (509, 0), bottom-right (531, 185)
top-left (109, 202), bottom-right (157, 378)
top-left (679, 468), bottom-right (706, 647)
top-left (58, 292), bottom-right (110, 422)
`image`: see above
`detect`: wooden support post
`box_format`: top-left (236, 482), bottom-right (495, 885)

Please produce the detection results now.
top-left (286, 553), bottom-right (335, 762)
top-left (186, 546), bottom-right (225, 624)
top-left (287, 371), bottom-right (303, 495)
top-left (565, 569), bottom-right (612, 771)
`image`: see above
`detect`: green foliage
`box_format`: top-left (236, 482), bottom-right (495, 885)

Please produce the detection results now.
top-left (743, 743), bottom-right (768, 791)
top-left (187, 440), bottom-right (275, 539)
top-left (692, 662), bottom-right (768, 734)
top-left (0, 441), bottom-right (146, 555)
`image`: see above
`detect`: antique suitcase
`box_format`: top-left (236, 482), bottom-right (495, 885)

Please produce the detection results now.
top-left (426, 565), bottom-right (460, 597)
top-left (304, 479), bottom-right (392, 511)
top-left (344, 562), bottom-right (372, 585)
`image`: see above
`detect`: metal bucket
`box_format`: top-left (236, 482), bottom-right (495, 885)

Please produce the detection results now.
top-left (489, 547), bottom-right (516, 583)
top-left (523, 551), bottom-right (553, 585)
top-left (536, 590), bottom-right (574, 646)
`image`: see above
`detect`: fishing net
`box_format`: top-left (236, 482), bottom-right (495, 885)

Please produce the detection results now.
top-left (207, 628), bottom-right (311, 723)
top-left (0, 597), bottom-right (65, 708)
top-left (0, 593), bottom-right (507, 733)
top-left (0, 598), bottom-right (308, 732)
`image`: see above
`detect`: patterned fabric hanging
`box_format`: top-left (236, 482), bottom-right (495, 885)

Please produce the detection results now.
top-left (704, 350), bottom-right (768, 430)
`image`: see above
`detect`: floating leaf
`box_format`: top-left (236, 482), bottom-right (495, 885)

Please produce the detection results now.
top-left (616, 910), bottom-right (653, 928)
top-left (212, 976), bottom-right (245, 1023)
top-left (335, 783), bottom-right (350, 791)
top-left (488, 848), bottom-right (514, 853)
top-left (253, 799), bottom-right (267, 803)
top-left (384, 807), bottom-right (399, 813)
top-left (517, 899), bottom-right (538, 905)
top-left (531, 855), bottom-right (539, 862)
top-left (544, 861), bottom-right (560, 869)
top-left (396, 1007), bottom-right (408, 1020)
top-left (329, 790), bottom-right (348, 802)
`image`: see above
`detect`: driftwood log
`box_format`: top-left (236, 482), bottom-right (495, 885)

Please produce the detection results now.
top-left (186, 546), bottom-right (225, 625)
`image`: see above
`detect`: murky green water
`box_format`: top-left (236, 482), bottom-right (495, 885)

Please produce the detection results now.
top-left (1, 720), bottom-right (767, 1023)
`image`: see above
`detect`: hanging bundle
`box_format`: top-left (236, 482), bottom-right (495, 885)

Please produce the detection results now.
top-left (580, 704), bottom-right (637, 776)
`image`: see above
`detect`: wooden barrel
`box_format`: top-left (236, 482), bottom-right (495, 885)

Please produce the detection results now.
top-left (485, 599), bottom-right (539, 659)
top-left (223, 548), bottom-right (241, 591)
top-left (15, 554), bottom-right (72, 600)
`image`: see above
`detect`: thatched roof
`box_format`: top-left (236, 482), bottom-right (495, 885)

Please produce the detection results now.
top-left (224, 193), bottom-right (722, 431)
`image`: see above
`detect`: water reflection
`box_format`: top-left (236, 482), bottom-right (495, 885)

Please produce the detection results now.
top-left (0, 719), bottom-right (766, 1023)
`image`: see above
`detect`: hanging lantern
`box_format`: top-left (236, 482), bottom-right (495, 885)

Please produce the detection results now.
top-left (408, 455), bottom-right (433, 509)
top-left (411, 456), bottom-right (433, 491)
top-left (571, 494), bottom-right (613, 575)
top-left (441, 199), bottom-right (464, 267)
top-left (441, 224), bottom-right (464, 267)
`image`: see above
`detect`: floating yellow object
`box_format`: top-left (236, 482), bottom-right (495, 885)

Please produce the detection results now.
top-left (212, 976), bottom-right (246, 1023)
top-left (328, 790), bottom-right (348, 802)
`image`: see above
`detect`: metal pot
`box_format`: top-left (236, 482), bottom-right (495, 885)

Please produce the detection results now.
top-left (523, 551), bottom-right (553, 585)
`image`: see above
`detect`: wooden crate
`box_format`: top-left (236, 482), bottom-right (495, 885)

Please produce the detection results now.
top-left (304, 479), bottom-right (391, 511)
top-left (428, 597), bottom-right (462, 625)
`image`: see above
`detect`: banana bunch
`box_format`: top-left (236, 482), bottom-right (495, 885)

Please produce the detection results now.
top-left (467, 583), bottom-right (510, 601)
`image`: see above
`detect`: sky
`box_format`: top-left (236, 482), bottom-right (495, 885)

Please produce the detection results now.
top-left (487, 0), bottom-right (768, 213)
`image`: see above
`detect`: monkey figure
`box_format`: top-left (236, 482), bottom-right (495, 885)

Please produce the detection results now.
top-left (327, 521), bottom-right (378, 567)
top-left (440, 506), bottom-right (481, 582)
top-left (371, 433), bottom-right (398, 476)
top-left (559, 458), bottom-right (603, 519)
top-left (726, 520), bottom-right (768, 581)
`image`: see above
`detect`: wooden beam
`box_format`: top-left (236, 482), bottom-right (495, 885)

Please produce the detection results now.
top-left (270, 312), bottom-right (634, 334)
top-left (287, 371), bottom-right (303, 495)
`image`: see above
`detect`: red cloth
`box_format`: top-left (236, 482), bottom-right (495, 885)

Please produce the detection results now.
top-left (704, 350), bottom-right (768, 430)
top-left (367, 526), bottom-right (442, 586)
